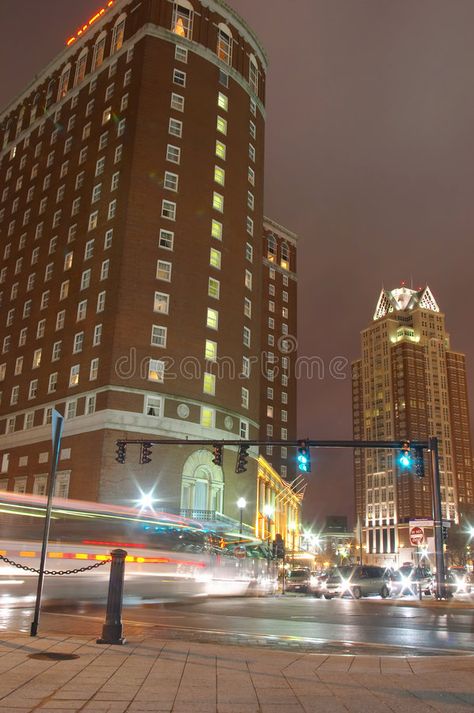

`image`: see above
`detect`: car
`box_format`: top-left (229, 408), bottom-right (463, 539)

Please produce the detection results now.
top-left (285, 568), bottom-right (311, 593)
top-left (309, 570), bottom-right (329, 597)
top-left (324, 565), bottom-right (390, 599)
top-left (430, 568), bottom-right (470, 598)
top-left (397, 565), bottom-right (432, 596)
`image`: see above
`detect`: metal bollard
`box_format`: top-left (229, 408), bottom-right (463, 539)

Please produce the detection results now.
top-left (97, 549), bottom-right (127, 645)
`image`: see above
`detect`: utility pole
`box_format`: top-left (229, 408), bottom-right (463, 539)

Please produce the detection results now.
top-left (429, 436), bottom-right (446, 599)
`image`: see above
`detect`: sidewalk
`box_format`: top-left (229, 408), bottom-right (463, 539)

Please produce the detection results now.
top-left (0, 615), bottom-right (473, 712)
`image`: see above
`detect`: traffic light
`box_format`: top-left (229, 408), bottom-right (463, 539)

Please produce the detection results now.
top-left (273, 533), bottom-right (285, 559)
top-left (297, 439), bottom-right (311, 473)
top-left (235, 445), bottom-right (249, 474)
top-left (140, 442), bottom-right (152, 464)
top-left (442, 526), bottom-right (449, 542)
top-left (212, 444), bottom-right (223, 466)
top-left (116, 442), bottom-right (126, 464)
top-left (399, 440), bottom-right (411, 468)
top-left (414, 446), bottom-right (425, 478)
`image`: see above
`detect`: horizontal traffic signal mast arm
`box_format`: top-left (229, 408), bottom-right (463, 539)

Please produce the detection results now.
top-left (115, 438), bottom-right (430, 449)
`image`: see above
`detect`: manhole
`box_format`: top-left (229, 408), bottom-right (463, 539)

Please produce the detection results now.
top-left (28, 652), bottom-right (79, 661)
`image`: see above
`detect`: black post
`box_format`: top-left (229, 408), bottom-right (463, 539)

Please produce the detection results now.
top-left (30, 411), bottom-right (63, 637)
top-left (97, 549), bottom-right (127, 645)
top-left (429, 436), bottom-right (446, 599)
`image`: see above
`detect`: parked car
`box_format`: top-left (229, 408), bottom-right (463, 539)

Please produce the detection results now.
top-left (386, 569), bottom-right (404, 597)
top-left (429, 568), bottom-right (470, 598)
top-left (285, 568), bottom-right (311, 593)
top-left (324, 565), bottom-right (390, 599)
top-left (397, 565), bottom-right (432, 596)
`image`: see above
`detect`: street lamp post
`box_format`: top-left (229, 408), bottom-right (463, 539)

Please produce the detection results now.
top-left (263, 504), bottom-right (274, 570)
top-left (237, 497), bottom-right (246, 540)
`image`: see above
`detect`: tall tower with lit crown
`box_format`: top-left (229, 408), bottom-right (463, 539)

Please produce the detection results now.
top-left (352, 285), bottom-right (474, 566)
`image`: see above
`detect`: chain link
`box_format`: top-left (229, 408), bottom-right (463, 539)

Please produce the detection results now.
top-left (0, 553), bottom-right (110, 575)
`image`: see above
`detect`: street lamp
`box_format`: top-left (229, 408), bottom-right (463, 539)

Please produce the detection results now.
top-left (237, 497), bottom-right (246, 538)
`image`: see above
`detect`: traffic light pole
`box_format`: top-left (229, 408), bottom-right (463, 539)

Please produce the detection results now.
top-left (429, 436), bottom-right (446, 600)
top-left (116, 436), bottom-right (449, 597)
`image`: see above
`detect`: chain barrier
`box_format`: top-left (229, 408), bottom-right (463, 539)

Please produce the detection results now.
top-left (0, 553), bottom-right (110, 575)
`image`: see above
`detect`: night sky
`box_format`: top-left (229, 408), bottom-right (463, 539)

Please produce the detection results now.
top-left (2, 1), bottom-right (474, 528)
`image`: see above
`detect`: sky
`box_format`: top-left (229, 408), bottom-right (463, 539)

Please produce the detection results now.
top-left (1, 1), bottom-right (474, 528)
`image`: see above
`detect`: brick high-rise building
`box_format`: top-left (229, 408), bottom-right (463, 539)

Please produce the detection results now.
top-left (0, 0), bottom-right (300, 537)
top-left (352, 285), bottom-right (474, 566)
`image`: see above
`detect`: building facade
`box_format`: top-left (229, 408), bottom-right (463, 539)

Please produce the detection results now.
top-left (352, 285), bottom-right (474, 567)
top-left (0, 0), bottom-right (299, 535)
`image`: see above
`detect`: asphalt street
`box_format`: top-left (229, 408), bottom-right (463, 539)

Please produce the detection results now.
top-left (1, 593), bottom-right (473, 656)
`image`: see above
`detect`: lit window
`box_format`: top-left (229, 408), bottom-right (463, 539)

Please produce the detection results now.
top-left (207, 308), bottom-right (218, 330)
top-left (203, 372), bottom-right (216, 395)
top-left (243, 326), bottom-right (251, 347)
top-left (208, 277), bottom-right (220, 299)
top-left (102, 106), bottom-right (112, 125)
top-left (205, 340), bottom-right (217, 361)
top-left (214, 166), bottom-right (225, 186)
top-left (218, 92), bottom-right (228, 111)
top-left (151, 325), bottom-right (167, 348)
top-left (217, 25), bottom-right (232, 65)
top-left (90, 358), bottom-right (99, 380)
top-left (210, 248), bottom-right (221, 269)
top-left (93, 32), bottom-right (106, 70)
top-left (267, 235), bottom-right (277, 261)
top-left (111, 16), bottom-right (126, 54)
top-left (200, 406), bottom-right (215, 428)
top-left (217, 116), bottom-right (227, 135)
top-left (216, 140), bottom-right (226, 160)
top-left (148, 358), bottom-right (164, 382)
top-left (213, 192), bottom-right (224, 212)
top-left (172, 2), bottom-right (193, 38)
top-left (156, 260), bottom-right (172, 281)
top-left (211, 220), bottom-right (223, 240)
top-left (88, 211), bottom-right (99, 231)
top-left (154, 292), bottom-right (170, 314)
top-left (281, 242), bottom-right (290, 270)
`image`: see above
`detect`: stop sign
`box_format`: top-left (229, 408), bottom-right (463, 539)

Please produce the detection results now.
top-left (409, 525), bottom-right (425, 546)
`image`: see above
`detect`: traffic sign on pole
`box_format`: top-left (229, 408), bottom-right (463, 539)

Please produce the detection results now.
top-left (409, 525), bottom-right (425, 547)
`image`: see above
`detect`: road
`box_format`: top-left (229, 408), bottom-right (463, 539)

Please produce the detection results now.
top-left (1, 592), bottom-right (474, 655)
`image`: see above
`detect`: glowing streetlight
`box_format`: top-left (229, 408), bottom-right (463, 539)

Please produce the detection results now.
top-left (237, 497), bottom-right (246, 536)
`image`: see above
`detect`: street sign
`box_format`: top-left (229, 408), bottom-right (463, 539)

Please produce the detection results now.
top-left (409, 525), bottom-right (425, 547)
top-left (409, 519), bottom-right (433, 528)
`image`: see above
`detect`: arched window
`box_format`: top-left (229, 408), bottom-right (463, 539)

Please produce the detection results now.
top-left (180, 449), bottom-right (224, 517)
top-left (45, 79), bottom-right (56, 110)
top-left (249, 54), bottom-right (259, 94)
top-left (111, 14), bottom-right (126, 54)
top-left (30, 94), bottom-right (41, 125)
top-left (15, 107), bottom-right (25, 138)
top-left (74, 48), bottom-right (88, 87)
top-left (280, 242), bottom-right (290, 270)
top-left (217, 23), bottom-right (233, 65)
top-left (172, 1), bottom-right (194, 39)
top-left (92, 31), bottom-right (107, 71)
top-left (267, 235), bottom-right (277, 262)
top-left (2, 119), bottom-right (13, 149)
top-left (57, 64), bottom-right (71, 101)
